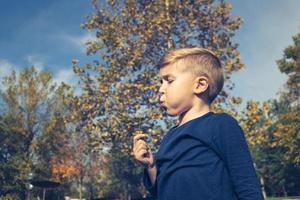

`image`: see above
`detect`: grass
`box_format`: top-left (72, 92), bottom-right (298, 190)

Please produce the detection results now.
top-left (266, 197), bottom-right (300, 200)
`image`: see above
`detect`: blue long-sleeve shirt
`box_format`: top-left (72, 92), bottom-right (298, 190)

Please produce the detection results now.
top-left (143, 111), bottom-right (264, 200)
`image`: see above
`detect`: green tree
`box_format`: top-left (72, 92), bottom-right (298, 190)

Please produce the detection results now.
top-left (263, 32), bottom-right (300, 196)
top-left (51, 94), bottom-right (110, 199)
top-left (239, 100), bottom-right (273, 198)
top-left (240, 33), bottom-right (300, 197)
top-left (0, 67), bottom-right (73, 198)
top-left (74, 0), bottom-right (244, 198)
top-left (273, 33), bottom-right (300, 165)
top-left (0, 115), bottom-right (28, 199)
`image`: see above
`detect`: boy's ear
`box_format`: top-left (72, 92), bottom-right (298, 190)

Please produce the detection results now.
top-left (193, 76), bottom-right (209, 94)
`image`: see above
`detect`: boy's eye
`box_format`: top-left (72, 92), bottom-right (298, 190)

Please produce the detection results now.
top-left (159, 78), bottom-right (173, 84)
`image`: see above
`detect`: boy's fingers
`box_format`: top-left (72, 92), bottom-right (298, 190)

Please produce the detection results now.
top-left (134, 143), bottom-right (148, 155)
top-left (132, 134), bottom-right (151, 163)
top-left (137, 144), bottom-right (149, 152)
top-left (133, 148), bottom-right (147, 160)
top-left (136, 140), bottom-right (147, 148)
top-left (139, 149), bottom-right (147, 156)
top-left (133, 139), bottom-right (143, 150)
top-left (133, 140), bottom-right (149, 151)
top-left (133, 134), bottom-right (148, 143)
top-left (133, 134), bottom-right (147, 141)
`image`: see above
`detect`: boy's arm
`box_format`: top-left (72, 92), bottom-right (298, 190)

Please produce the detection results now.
top-left (212, 115), bottom-right (264, 200)
top-left (143, 156), bottom-right (158, 198)
top-left (147, 164), bottom-right (157, 185)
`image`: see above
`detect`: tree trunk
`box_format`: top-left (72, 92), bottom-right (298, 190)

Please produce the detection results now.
top-left (165, 0), bottom-right (172, 49)
top-left (79, 177), bottom-right (83, 200)
top-left (282, 185), bottom-right (288, 197)
top-left (260, 175), bottom-right (267, 199)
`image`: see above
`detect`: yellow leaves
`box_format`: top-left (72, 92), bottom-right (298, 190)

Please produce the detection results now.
top-left (93, 125), bottom-right (101, 133)
top-left (240, 101), bottom-right (274, 146)
top-left (270, 140), bottom-right (279, 148)
top-left (273, 130), bottom-right (281, 138)
top-left (265, 118), bottom-right (272, 126)
top-left (134, 130), bottom-right (144, 136)
top-left (232, 62), bottom-right (244, 71)
top-left (225, 60), bottom-right (233, 70)
top-left (241, 99), bottom-right (300, 165)
top-left (128, 60), bottom-right (135, 67)
top-left (230, 96), bottom-right (242, 105)
top-left (69, 1), bottom-right (248, 172)
top-left (31, 138), bottom-right (38, 151)
top-left (149, 111), bottom-right (162, 120)
top-left (44, 119), bottom-right (58, 133)
top-left (148, 95), bottom-right (159, 104)
top-left (52, 163), bottom-right (79, 180)
top-left (70, 114), bottom-right (76, 120)
top-left (211, 32), bottom-right (217, 42)
top-left (262, 102), bottom-right (270, 113)
top-left (247, 131), bottom-right (267, 146)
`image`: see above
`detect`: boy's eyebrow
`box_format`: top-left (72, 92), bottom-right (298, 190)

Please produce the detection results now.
top-left (161, 74), bottom-right (176, 79)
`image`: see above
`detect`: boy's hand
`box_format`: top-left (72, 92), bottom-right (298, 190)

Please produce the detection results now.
top-left (133, 134), bottom-right (155, 168)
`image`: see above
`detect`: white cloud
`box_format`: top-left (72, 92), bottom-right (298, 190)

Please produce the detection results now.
top-left (0, 59), bottom-right (19, 89)
top-left (26, 55), bottom-right (45, 72)
top-left (59, 32), bottom-right (95, 53)
top-left (52, 68), bottom-right (75, 85)
top-left (0, 59), bottom-right (16, 78)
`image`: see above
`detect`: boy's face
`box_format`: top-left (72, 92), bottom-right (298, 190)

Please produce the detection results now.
top-left (159, 63), bottom-right (196, 116)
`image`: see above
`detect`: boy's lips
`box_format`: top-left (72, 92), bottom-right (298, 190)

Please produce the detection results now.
top-left (160, 102), bottom-right (167, 109)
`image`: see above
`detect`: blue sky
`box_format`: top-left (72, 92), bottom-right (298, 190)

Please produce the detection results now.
top-left (229, 0), bottom-right (300, 108)
top-left (0, 0), bottom-right (95, 84)
top-left (0, 0), bottom-right (299, 109)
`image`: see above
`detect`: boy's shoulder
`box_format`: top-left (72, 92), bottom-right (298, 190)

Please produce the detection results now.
top-left (210, 112), bottom-right (240, 126)
top-left (209, 112), bottom-right (244, 141)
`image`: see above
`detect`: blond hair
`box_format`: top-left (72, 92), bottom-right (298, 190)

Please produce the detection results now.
top-left (158, 47), bottom-right (224, 104)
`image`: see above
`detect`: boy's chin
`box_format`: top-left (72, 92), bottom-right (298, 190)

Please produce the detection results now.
top-left (166, 109), bottom-right (180, 117)
top-left (160, 105), bottom-right (180, 117)
top-left (166, 112), bottom-right (176, 117)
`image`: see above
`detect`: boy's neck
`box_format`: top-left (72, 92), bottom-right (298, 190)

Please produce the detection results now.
top-left (177, 103), bottom-right (211, 127)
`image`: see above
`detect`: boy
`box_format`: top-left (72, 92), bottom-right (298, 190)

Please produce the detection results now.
top-left (132, 48), bottom-right (264, 200)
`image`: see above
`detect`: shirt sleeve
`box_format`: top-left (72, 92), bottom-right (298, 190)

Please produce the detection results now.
top-left (211, 114), bottom-right (264, 200)
top-left (143, 166), bottom-right (157, 198)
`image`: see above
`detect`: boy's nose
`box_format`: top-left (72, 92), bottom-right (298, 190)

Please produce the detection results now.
top-left (159, 84), bottom-right (165, 94)
top-left (159, 91), bottom-right (165, 100)
top-left (159, 91), bottom-right (165, 103)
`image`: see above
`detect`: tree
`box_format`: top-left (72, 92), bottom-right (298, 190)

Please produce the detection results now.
top-left (238, 100), bottom-right (273, 199)
top-left (51, 94), bottom-right (111, 199)
top-left (262, 32), bottom-right (300, 196)
top-left (0, 66), bottom-right (73, 198)
top-left (0, 115), bottom-right (28, 199)
top-left (73, 0), bottom-right (244, 198)
top-left (239, 33), bottom-right (300, 197)
top-left (273, 33), bottom-right (300, 165)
